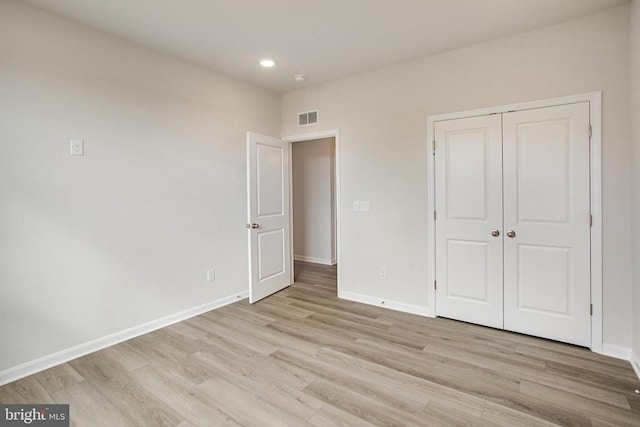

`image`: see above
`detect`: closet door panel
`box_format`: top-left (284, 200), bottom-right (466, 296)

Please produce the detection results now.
top-left (434, 115), bottom-right (504, 329)
top-left (502, 103), bottom-right (591, 347)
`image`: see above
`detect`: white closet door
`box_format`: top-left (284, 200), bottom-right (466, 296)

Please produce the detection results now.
top-left (435, 115), bottom-right (504, 329)
top-left (502, 103), bottom-right (591, 347)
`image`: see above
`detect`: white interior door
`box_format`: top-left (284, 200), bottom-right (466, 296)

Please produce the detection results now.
top-left (247, 132), bottom-right (292, 303)
top-left (434, 115), bottom-right (504, 329)
top-left (502, 103), bottom-right (591, 347)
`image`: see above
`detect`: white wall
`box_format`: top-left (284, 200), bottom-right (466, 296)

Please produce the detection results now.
top-left (292, 138), bottom-right (336, 265)
top-left (630, 0), bottom-right (640, 371)
top-left (282, 5), bottom-right (633, 348)
top-left (0, 0), bottom-right (279, 376)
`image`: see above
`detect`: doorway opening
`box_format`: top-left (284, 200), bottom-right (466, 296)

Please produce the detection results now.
top-left (286, 130), bottom-right (341, 297)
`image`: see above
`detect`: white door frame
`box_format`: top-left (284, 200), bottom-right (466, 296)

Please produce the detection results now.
top-left (283, 129), bottom-right (342, 295)
top-left (426, 92), bottom-right (603, 353)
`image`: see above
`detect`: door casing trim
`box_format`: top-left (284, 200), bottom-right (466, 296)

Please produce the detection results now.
top-left (426, 92), bottom-right (603, 353)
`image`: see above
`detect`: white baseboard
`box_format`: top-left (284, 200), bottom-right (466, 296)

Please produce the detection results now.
top-left (294, 255), bottom-right (336, 265)
top-left (0, 291), bottom-right (248, 387)
top-left (339, 290), bottom-right (431, 317)
top-left (602, 343), bottom-right (632, 361)
top-left (631, 351), bottom-right (640, 381)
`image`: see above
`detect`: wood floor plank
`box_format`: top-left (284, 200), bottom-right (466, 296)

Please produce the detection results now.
top-left (590, 417), bottom-right (626, 427)
top-left (314, 346), bottom-right (490, 410)
top-left (191, 351), bottom-right (324, 421)
top-left (1, 260), bottom-right (639, 426)
top-left (197, 376), bottom-right (315, 426)
top-left (221, 302), bottom-right (279, 325)
top-left (165, 319), bottom-right (210, 340)
top-left (344, 337), bottom-right (523, 394)
top-left (308, 403), bottom-right (378, 427)
top-left (628, 391), bottom-right (640, 413)
top-left (187, 313), bottom-right (280, 356)
top-left (303, 313), bottom-right (428, 351)
top-left (472, 324), bottom-right (631, 369)
top-left (271, 346), bottom-right (429, 415)
top-left (194, 341), bottom-right (316, 392)
top-left (130, 364), bottom-right (241, 426)
top-left (125, 332), bottom-right (214, 385)
top-left (397, 323), bottom-right (518, 355)
top-left (422, 397), bottom-right (493, 427)
top-left (0, 375), bottom-right (55, 404)
top-left (99, 341), bottom-right (151, 372)
top-left (212, 313), bottom-right (322, 355)
top-left (303, 377), bottom-right (428, 427)
top-left (519, 379), bottom-right (640, 427)
top-left (321, 338), bottom-right (591, 426)
top-left (34, 363), bottom-right (84, 395)
top-left (286, 298), bottom-right (394, 327)
top-left (423, 337), bottom-right (546, 372)
top-left (545, 360), bottom-right (640, 395)
top-left (481, 401), bottom-right (560, 427)
top-left (516, 343), bottom-right (637, 380)
top-left (68, 352), bottom-right (184, 427)
top-left (423, 340), bottom-right (632, 410)
top-left (53, 381), bottom-right (132, 427)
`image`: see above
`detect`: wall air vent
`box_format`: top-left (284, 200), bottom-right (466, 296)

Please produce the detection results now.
top-left (298, 110), bottom-right (318, 126)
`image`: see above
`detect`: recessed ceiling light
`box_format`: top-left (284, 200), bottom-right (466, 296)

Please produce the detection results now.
top-left (260, 59), bottom-right (275, 68)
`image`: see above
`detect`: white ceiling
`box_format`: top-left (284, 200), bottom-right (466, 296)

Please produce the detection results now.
top-left (22, 0), bottom-right (629, 93)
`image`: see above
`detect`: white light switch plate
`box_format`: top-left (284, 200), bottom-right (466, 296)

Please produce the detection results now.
top-left (353, 201), bottom-right (369, 212)
top-left (70, 140), bottom-right (84, 156)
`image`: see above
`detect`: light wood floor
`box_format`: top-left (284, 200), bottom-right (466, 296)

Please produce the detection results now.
top-left (1, 261), bottom-right (639, 426)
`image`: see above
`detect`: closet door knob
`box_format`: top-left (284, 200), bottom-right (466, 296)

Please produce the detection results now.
top-left (491, 230), bottom-right (500, 237)
top-left (507, 230), bottom-right (516, 238)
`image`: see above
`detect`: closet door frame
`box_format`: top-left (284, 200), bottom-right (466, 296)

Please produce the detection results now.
top-left (426, 91), bottom-right (603, 353)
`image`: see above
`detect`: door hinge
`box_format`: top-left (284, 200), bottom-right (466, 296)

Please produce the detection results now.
top-left (588, 125), bottom-right (592, 139)
top-left (590, 304), bottom-right (593, 316)
top-left (433, 211), bottom-right (437, 220)
top-left (434, 280), bottom-right (437, 290)
top-left (432, 140), bottom-right (436, 152)
top-left (590, 214), bottom-right (593, 227)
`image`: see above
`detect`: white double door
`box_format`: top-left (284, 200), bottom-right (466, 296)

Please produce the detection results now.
top-left (434, 103), bottom-right (591, 347)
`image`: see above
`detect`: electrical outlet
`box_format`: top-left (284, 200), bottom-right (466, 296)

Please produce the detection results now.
top-left (70, 139), bottom-right (84, 156)
top-left (353, 201), bottom-right (370, 212)
top-left (207, 269), bottom-right (215, 282)
top-left (379, 267), bottom-right (386, 280)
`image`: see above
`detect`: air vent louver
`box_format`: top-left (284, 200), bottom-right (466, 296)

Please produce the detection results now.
top-left (298, 110), bottom-right (318, 126)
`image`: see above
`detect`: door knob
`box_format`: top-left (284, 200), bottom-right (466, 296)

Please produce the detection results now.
top-left (507, 230), bottom-right (516, 238)
top-left (246, 223), bottom-right (260, 229)
top-left (491, 230), bottom-right (500, 237)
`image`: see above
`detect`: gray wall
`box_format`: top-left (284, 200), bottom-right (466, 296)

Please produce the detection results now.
top-left (0, 0), bottom-right (280, 373)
